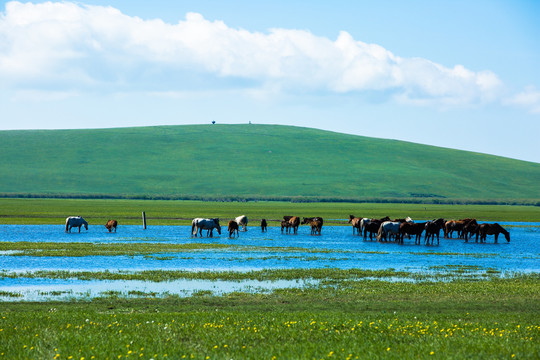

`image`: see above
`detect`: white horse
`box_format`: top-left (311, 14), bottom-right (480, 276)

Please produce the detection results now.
top-left (377, 221), bottom-right (401, 242)
top-left (235, 215), bottom-right (248, 231)
top-left (191, 218), bottom-right (221, 237)
top-left (65, 216), bottom-right (88, 233)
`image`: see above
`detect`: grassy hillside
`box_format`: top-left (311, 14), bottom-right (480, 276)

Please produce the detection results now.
top-left (1, 124), bottom-right (539, 202)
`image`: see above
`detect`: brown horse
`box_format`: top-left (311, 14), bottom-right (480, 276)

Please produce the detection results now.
top-left (477, 223), bottom-right (510, 243)
top-left (261, 219), bottom-right (268, 232)
top-left (348, 215), bottom-right (362, 235)
top-left (281, 220), bottom-right (290, 233)
top-left (463, 222), bottom-right (479, 242)
top-left (288, 216), bottom-right (300, 234)
top-left (228, 220), bottom-right (239, 237)
top-left (445, 218), bottom-right (477, 238)
top-left (303, 217), bottom-right (323, 235)
top-left (399, 222), bottom-right (426, 244)
top-left (424, 218), bottom-right (445, 245)
top-left (105, 219), bottom-right (117, 233)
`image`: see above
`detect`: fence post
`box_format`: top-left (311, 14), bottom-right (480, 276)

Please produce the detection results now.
top-left (142, 211), bottom-right (147, 230)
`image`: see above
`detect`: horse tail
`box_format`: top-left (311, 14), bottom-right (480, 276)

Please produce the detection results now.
top-left (377, 224), bottom-right (384, 241)
top-left (191, 221), bottom-right (196, 236)
top-left (65, 217), bottom-right (70, 232)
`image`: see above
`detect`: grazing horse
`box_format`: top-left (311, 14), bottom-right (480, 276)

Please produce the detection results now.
top-left (302, 217), bottom-right (323, 235)
top-left (228, 220), bottom-right (239, 237)
top-left (261, 219), bottom-right (268, 232)
top-left (235, 215), bottom-right (248, 231)
top-left (424, 218), bottom-right (445, 245)
top-left (65, 216), bottom-right (88, 233)
top-left (348, 215), bottom-right (364, 235)
top-left (477, 223), bottom-right (510, 243)
top-left (105, 219), bottom-right (117, 233)
top-left (399, 222), bottom-right (426, 244)
top-left (191, 218), bottom-right (221, 237)
top-left (377, 221), bottom-right (401, 242)
top-left (288, 216), bottom-right (300, 234)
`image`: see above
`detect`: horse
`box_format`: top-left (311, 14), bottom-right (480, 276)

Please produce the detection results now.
top-left (424, 218), bottom-right (445, 245)
top-left (287, 216), bottom-right (300, 234)
top-left (463, 222), bottom-right (479, 242)
top-left (65, 216), bottom-right (88, 233)
top-left (105, 219), bottom-right (117, 233)
top-left (261, 219), bottom-right (268, 232)
top-left (302, 217), bottom-right (323, 235)
top-left (235, 215), bottom-right (248, 231)
top-left (227, 220), bottom-right (239, 237)
top-left (348, 215), bottom-right (364, 235)
top-left (477, 223), bottom-right (510, 243)
top-left (191, 218), bottom-right (221, 237)
top-left (281, 220), bottom-right (290, 233)
top-left (362, 219), bottom-right (382, 240)
top-left (377, 221), bottom-right (401, 242)
top-left (399, 222), bottom-right (426, 244)
top-left (445, 219), bottom-right (477, 238)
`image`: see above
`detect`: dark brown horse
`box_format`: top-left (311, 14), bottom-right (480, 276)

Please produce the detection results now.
top-left (303, 217), bottom-right (323, 235)
top-left (424, 218), bottom-right (445, 245)
top-left (261, 219), bottom-right (268, 232)
top-left (399, 222), bottom-right (426, 244)
top-left (228, 220), bottom-right (239, 237)
top-left (477, 223), bottom-right (510, 243)
top-left (463, 222), bottom-right (479, 242)
top-left (362, 219), bottom-right (382, 240)
top-left (281, 220), bottom-right (290, 233)
top-left (105, 219), bottom-right (117, 233)
top-left (348, 215), bottom-right (363, 235)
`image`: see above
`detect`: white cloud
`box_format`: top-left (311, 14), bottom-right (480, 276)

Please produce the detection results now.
top-left (0, 1), bottom-right (502, 107)
top-left (504, 86), bottom-right (540, 114)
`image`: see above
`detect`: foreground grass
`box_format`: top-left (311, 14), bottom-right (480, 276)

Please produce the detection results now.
top-left (1, 198), bottom-right (539, 225)
top-left (1, 276), bottom-right (539, 359)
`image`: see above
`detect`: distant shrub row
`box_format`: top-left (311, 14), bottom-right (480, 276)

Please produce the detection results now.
top-left (1, 193), bottom-right (539, 206)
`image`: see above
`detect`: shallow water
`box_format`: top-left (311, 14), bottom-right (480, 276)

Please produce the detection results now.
top-left (1, 223), bottom-right (538, 300)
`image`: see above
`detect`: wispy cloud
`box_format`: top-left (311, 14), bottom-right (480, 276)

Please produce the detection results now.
top-left (0, 1), bottom-right (503, 106)
top-left (504, 86), bottom-right (540, 114)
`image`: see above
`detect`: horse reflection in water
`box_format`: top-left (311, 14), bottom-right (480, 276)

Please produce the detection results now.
top-left (65, 216), bottom-right (88, 233)
top-left (191, 218), bottom-right (221, 237)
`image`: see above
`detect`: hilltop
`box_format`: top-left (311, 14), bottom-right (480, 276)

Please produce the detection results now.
top-left (1, 124), bottom-right (539, 203)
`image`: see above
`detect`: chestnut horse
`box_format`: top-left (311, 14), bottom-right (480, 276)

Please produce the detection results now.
top-left (228, 220), bottom-right (239, 237)
top-left (445, 218), bottom-right (477, 238)
top-left (105, 219), bottom-right (117, 233)
top-left (477, 223), bottom-right (510, 243)
top-left (302, 217), bottom-right (323, 235)
top-left (288, 216), bottom-right (300, 234)
top-left (348, 215), bottom-right (363, 235)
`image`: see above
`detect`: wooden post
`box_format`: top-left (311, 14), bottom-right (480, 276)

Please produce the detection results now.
top-left (142, 211), bottom-right (147, 230)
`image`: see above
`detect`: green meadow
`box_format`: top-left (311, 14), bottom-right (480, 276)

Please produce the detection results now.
top-left (1, 124), bottom-right (540, 203)
top-left (1, 274), bottom-right (539, 359)
top-left (1, 198), bottom-right (539, 225)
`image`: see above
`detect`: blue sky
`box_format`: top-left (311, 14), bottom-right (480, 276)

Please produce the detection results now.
top-left (1, 0), bottom-right (539, 162)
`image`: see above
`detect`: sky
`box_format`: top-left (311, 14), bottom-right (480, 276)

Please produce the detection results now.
top-left (1, 0), bottom-right (539, 163)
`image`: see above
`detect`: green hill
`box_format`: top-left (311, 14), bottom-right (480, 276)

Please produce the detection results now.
top-left (1, 124), bottom-right (539, 203)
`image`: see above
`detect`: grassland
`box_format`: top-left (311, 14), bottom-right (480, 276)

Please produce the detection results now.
top-left (1, 275), bottom-right (539, 359)
top-left (1, 198), bottom-right (539, 225)
top-left (1, 124), bottom-right (540, 202)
